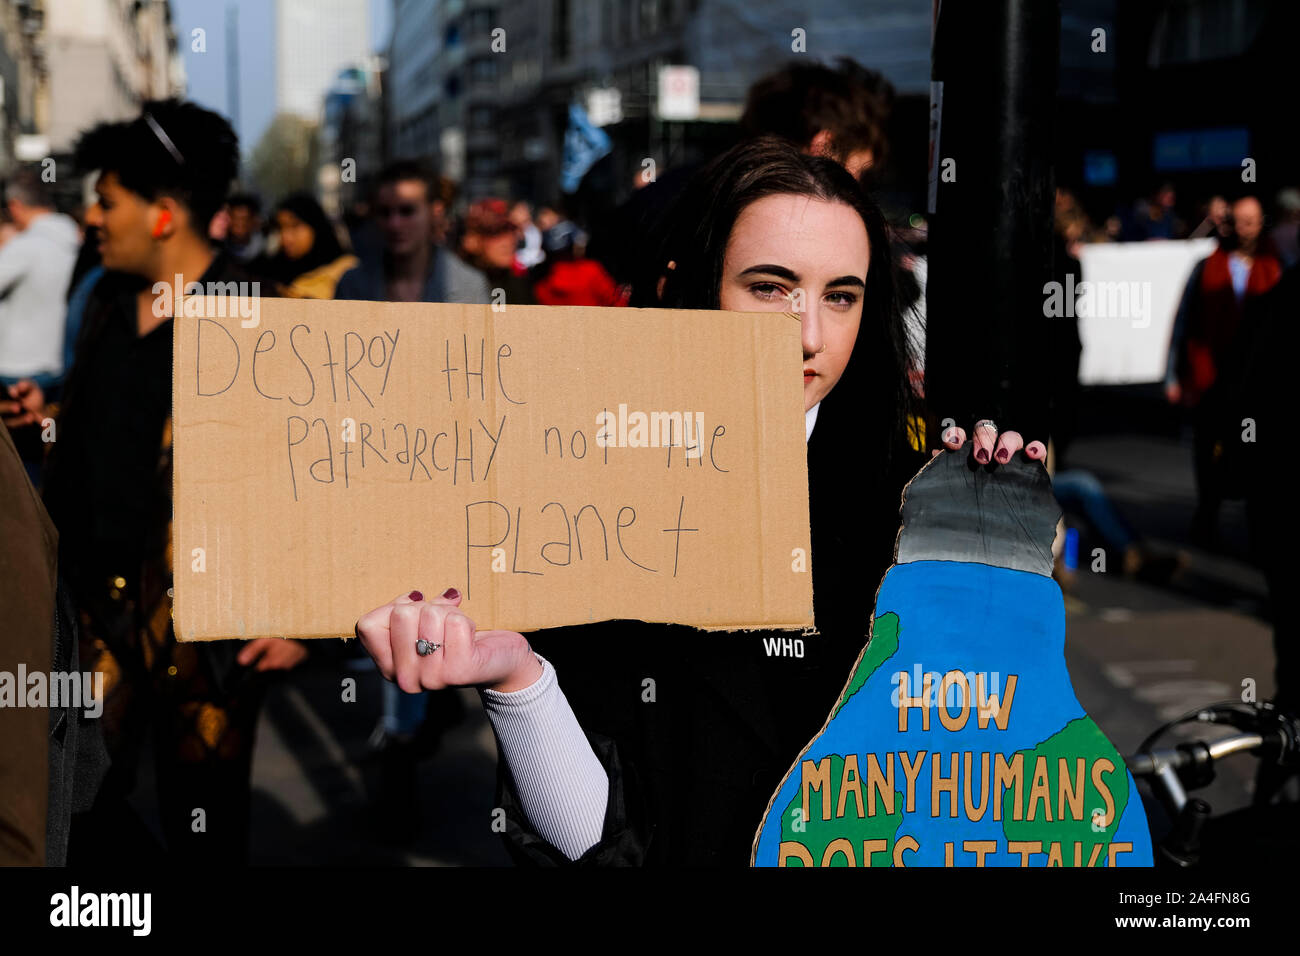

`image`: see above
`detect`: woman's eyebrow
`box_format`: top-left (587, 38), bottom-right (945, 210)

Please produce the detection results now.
top-left (825, 275), bottom-right (867, 289)
top-left (737, 263), bottom-right (800, 282)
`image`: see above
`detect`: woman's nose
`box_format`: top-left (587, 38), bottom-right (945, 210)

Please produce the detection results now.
top-left (85, 203), bottom-right (103, 228)
top-left (800, 298), bottom-right (824, 357)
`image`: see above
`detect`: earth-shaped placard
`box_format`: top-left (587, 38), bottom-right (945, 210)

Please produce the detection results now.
top-left (751, 448), bottom-right (1153, 867)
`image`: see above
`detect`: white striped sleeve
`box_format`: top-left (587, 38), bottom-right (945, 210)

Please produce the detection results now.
top-left (479, 655), bottom-right (609, 861)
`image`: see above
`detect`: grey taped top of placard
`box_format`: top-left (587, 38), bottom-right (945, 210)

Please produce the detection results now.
top-left (894, 447), bottom-right (1059, 577)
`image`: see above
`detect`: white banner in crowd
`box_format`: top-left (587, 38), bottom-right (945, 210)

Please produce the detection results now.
top-left (1075, 238), bottom-right (1217, 385)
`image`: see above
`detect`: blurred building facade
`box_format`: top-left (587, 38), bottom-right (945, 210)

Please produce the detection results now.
top-left (43, 0), bottom-right (184, 154)
top-left (0, 0), bottom-right (47, 178)
top-left (387, 0), bottom-right (447, 174)
top-left (1055, 0), bottom-right (1296, 227)
top-left (2, 0), bottom-right (183, 199)
top-left (275, 0), bottom-right (371, 120)
top-left (385, 0), bottom-right (931, 205)
top-left (318, 57), bottom-right (386, 216)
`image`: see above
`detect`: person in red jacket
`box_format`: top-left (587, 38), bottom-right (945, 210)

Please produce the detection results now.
top-left (1167, 195), bottom-right (1282, 546)
top-left (531, 221), bottom-right (628, 307)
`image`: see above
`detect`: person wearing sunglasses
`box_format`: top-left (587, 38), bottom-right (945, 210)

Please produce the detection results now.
top-left (334, 160), bottom-right (490, 306)
top-left (334, 160), bottom-right (491, 836)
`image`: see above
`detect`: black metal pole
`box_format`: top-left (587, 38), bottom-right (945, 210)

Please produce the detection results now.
top-left (926, 0), bottom-right (1060, 445)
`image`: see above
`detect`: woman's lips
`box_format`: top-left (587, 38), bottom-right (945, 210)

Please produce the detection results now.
top-left (803, 369), bottom-right (817, 383)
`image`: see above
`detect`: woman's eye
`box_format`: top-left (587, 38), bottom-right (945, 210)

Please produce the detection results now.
top-left (750, 283), bottom-right (786, 300)
top-left (825, 292), bottom-right (858, 308)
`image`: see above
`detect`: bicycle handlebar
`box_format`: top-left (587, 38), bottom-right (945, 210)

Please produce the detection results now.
top-left (1123, 702), bottom-right (1298, 864)
top-left (1127, 732), bottom-right (1267, 777)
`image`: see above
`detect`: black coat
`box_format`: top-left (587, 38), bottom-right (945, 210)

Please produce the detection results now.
top-left (495, 401), bottom-right (927, 866)
top-left (41, 252), bottom-right (259, 691)
top-left (1217, 265), bottom-right (1299, 706)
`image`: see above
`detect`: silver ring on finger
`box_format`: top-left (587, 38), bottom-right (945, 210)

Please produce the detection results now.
top-left (974, 419), bottom-right (997, 431)
top-left (416, 639), bottom-right (441, 656)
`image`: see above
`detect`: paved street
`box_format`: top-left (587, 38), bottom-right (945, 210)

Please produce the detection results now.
top-left (1061, 430), bottom-right (1275, 827)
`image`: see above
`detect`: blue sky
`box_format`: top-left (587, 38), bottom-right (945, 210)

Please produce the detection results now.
top-left (169, 0), bottom-right (391, 157)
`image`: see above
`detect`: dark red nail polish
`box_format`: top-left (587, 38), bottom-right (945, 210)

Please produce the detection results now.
top-left (442, 587), bottom-right (460, 601)
top-left (975, 448), bottom-right (990, 463)
top-left (408, 590), bottom-right (423, 601)
top-left (996, 448), bottom-right (1010, 463)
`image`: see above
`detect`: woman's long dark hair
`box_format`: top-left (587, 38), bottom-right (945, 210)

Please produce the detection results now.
top-left (644, 136), bottom-right (919, 477)
top-left (261, 191), bottom-right (347, 284)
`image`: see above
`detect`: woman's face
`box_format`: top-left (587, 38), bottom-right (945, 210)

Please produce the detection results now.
top-left (719, 194), bottom-right (869, 412)
top-left (276, 209), bottom-right (315, 260)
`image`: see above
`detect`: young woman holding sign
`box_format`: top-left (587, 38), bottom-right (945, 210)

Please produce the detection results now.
top-left (353, 137), bottom-right (1045, 865)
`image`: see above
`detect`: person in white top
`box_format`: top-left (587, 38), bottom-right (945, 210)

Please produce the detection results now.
top-left (0, 169), bottom-right (80, 388)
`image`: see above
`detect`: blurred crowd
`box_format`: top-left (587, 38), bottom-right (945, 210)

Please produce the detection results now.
top-left (1054, 181), bottom-right (1300, 265)
top-left (203, 185), bottom-right (629, 308)
top-left (1048, 181), bottom-right (1290, 562)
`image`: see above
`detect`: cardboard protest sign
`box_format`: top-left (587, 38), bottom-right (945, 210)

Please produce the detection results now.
top-left (172, 298), bottom-right (813, 641)
top-left (751, 450), bottom-right (1154, 866)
